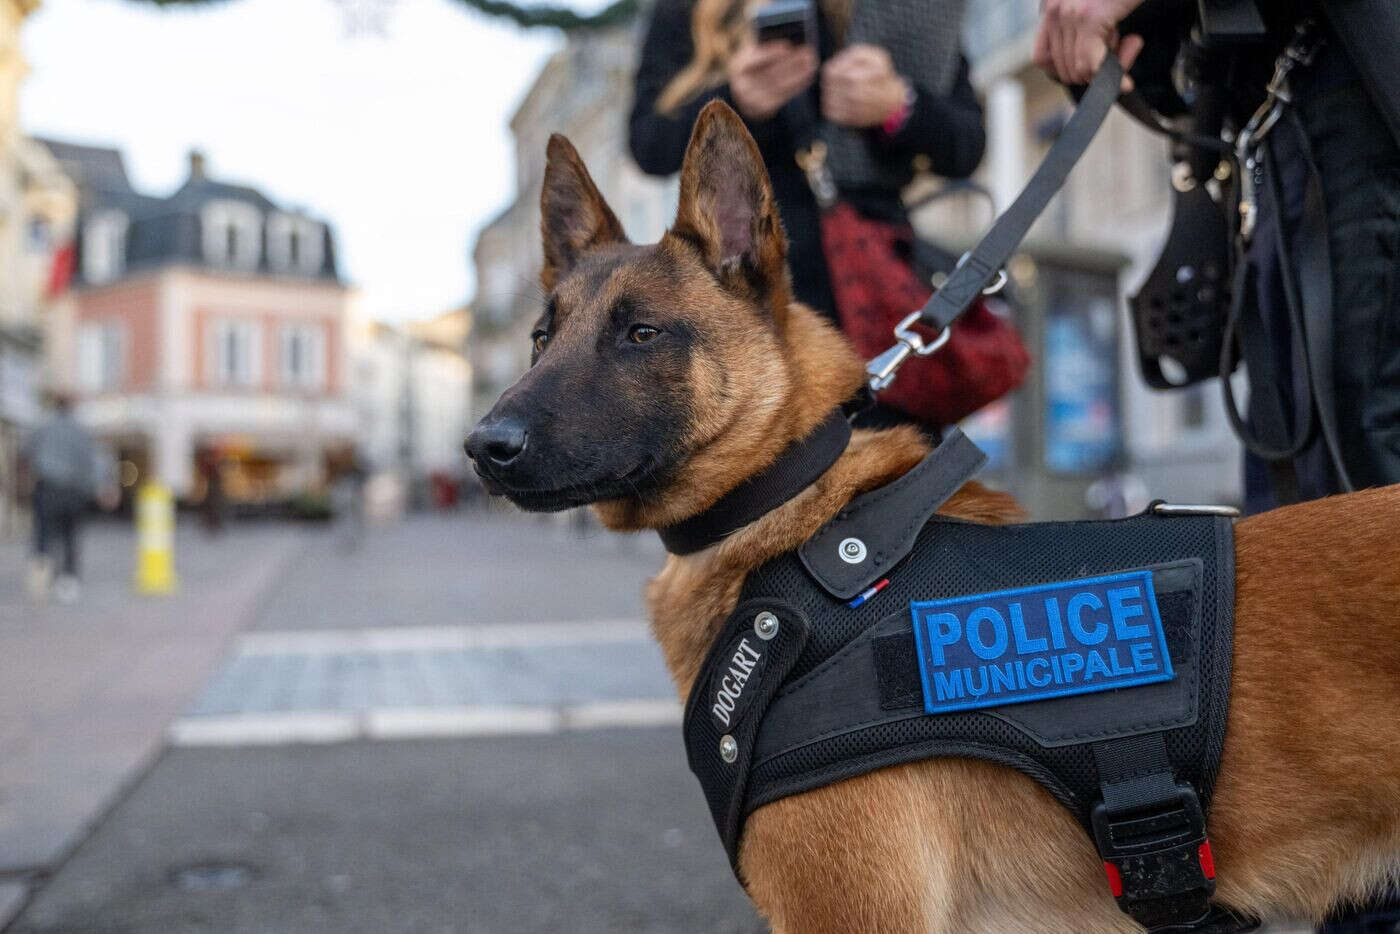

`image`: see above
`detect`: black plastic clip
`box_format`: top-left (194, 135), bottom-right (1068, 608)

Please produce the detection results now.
top-left (1092, 782), bottom-right (1218, 931)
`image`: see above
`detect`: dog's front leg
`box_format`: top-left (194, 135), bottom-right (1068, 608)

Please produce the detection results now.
top-left (739, 760), bottom-right (1140, 934)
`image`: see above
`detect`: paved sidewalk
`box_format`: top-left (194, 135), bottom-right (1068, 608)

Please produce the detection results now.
top-left (0, 519), bottom-right (307, 922)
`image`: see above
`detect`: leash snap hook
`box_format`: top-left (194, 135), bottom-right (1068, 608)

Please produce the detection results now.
top-left (866, 310), bottom-right (951, 392)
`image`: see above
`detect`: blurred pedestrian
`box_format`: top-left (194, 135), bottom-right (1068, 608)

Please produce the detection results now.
top-left (631, 0), bottom-right (984, 323)
top-left (22, 392), bottom-right (102, 603)
top-left (196, 447), bottom-right (225, 536)
top-left (331, 445), bottom-right (367, 552)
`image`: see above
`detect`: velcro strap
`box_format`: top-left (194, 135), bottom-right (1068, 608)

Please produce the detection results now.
top-left (799, 428), bottom-right (986, 601)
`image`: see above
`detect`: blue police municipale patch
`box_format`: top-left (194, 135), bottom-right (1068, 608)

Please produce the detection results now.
top-left (909, 570), bottom-right (1174, 715)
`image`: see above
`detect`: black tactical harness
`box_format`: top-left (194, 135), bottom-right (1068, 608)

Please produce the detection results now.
top-left (674, 429), bottom-right (1251, 933)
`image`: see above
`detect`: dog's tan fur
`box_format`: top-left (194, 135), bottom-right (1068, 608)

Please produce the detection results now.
top-left (515, 102), bottom-right (1400, 931)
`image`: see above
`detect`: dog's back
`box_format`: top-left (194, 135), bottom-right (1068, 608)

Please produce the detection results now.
top-left (1210, 484), bottom-right (1400, 920)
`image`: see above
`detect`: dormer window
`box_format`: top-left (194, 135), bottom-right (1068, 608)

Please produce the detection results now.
top-left (202, 200), bottom-right (262, 270)
top-left (83, 210), bottom-right (128, 284)
top-left (267, 213), bottom-right (324, 276)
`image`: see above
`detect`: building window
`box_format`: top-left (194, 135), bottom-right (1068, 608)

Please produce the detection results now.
top-left (77, 320), bottom-right (125, 391)
top-left (280, 323), bottom-right (326, 390)
top-left (82, 210), bottom-right (128, 284)
top-left (201, 200), bottom-right (262, 271)
top-left (209, 319), bottom-right (262, 387)
top-left (267, 213), bottom-right (324, 276)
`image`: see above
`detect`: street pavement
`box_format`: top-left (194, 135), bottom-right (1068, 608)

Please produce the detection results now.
top-left (6, 511), bottom-right (761, 933)
top-left (0, 518), bottom-right (306, 921)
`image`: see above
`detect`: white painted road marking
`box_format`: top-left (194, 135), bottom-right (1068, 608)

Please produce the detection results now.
top-left (175, 622), bottom-right (682, 747)
top-left (170, 699), bottom-right (683, 747)
top-left (234, 619), bottom-right (652, 656)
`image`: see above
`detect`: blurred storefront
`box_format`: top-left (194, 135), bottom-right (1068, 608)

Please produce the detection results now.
top-left (39, 143), bottom-right (356, 510)
top-left (958, 245), bottom-right (1134, 517)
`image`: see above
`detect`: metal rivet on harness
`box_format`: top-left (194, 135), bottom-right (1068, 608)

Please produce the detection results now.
top-left (753, 611), bottom-right (779, 640)
top-left (719, 734), bottom-right (738, 763)
top-left (838, 537), bottom-right (867, 564)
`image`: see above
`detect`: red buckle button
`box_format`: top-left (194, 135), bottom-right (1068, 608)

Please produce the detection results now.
top-left (1103, 860), bottom-right (1123, 898)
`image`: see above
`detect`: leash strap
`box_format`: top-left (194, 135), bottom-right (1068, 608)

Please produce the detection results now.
top-left (658, 410), bottom-right (852, 556)
top-left (868, 56), bottom-right (1123, 392)
top-left (914, 56), bottom-right (1123, 334)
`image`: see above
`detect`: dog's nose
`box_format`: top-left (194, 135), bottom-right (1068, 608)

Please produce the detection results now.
top-left (465, 417), bottom-right (529, 467)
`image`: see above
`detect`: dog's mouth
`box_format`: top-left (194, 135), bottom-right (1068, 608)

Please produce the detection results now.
top-left (474, 458), bottom-right (664, 512)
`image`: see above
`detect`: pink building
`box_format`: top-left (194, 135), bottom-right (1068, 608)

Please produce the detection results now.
top-left (42, 143), bottom-right (356, 506)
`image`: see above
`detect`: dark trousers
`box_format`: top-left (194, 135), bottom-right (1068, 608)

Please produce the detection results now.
top-left (1234, 36), bottom-right (1400, 930)
top-left (1243, 39), bottom-right (1400, 514)
top-left (33, 480), bottom-right (84, 577)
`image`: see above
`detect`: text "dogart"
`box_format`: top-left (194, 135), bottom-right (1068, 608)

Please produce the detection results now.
top-left (909, 570), bottom-right (1175, 715)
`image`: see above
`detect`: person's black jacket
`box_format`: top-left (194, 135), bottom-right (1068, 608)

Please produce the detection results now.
top-left (629, 0), bottom-right (985, 319)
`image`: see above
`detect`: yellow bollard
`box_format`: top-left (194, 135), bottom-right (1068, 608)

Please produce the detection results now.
top-left (135, 483), bottom-right (177, 595)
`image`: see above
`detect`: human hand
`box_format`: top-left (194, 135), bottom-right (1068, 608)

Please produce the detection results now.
top-left (1032, 0), bottom-right (1145, 90)
top-left (727, 37), bottom-right (819, 122)
top-left (820, 44), bottom-right (909, 129)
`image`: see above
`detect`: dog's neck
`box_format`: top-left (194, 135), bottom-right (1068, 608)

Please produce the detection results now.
top-left (627, 305), bottom-right (1023, 695)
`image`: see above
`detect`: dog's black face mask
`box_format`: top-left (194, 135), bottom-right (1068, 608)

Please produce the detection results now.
top-left (466, 249), bottom-right (695, 513)
top-left (466, 105), bottom-right (794, 516)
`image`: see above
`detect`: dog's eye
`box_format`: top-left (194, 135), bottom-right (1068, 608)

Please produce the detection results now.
top-left (531, 331), bottom-right (549, 356)
top-left (628, 325), bottom-right (661, 345)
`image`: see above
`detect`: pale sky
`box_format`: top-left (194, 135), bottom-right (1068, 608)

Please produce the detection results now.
top-left (20, 0), bottom-right (601, 322)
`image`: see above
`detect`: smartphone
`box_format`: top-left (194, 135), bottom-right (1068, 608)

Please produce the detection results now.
top-left (753, 0), bottom-right (813, 47)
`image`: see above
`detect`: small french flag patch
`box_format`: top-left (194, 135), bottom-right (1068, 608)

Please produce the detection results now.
top-left (848, 578), bottom-right (890, 609)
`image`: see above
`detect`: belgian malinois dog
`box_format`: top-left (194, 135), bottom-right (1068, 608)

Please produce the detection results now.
top-left (465, 100), bottom-right (1400, 932)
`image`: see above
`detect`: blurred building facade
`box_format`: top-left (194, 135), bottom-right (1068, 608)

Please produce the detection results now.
top-left (468, 5), bottom-right (1242, 516)
top-left (39, 143), bottom-right (356, 506)
top-left (0, 0), bottom-right (78, 536)
top-left (469, 25), bottom-right (676, 423)
top-left (350, 306), bottom-right (472, 503)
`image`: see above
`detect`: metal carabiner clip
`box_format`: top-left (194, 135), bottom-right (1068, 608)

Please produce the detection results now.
top-left (865, 310), bottom-right (952, 392)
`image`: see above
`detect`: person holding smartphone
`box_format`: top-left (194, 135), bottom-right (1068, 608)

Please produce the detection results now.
top-left (629, 0), bottom-right (985, 323)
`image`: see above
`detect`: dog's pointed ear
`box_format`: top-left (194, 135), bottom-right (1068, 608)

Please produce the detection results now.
top-left (667, 101), bottom-right (789, 313)
top-left (540, 134), bottom-right (626, 291)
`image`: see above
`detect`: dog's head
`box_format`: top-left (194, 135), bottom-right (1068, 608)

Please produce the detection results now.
top-left (466, 101), bottom-right (864, 529)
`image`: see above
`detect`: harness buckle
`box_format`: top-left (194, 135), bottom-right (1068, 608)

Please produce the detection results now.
top-left (1091, 782), bottom-right (1218, 930)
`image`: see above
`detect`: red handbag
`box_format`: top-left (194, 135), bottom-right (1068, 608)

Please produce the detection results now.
top-left (820, 201), bottom-right (1030, 426)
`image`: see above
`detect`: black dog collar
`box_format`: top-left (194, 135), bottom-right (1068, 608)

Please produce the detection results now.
top-left (658, 409), bottom-right (852, 556)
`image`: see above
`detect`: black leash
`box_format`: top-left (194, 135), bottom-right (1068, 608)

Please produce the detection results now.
top-left (867, 55), bottom-right (1125, 391)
